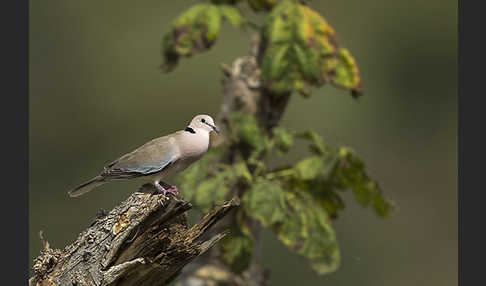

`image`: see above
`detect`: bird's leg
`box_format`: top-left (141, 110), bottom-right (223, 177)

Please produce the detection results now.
top-left (160, 180), bottom-right (179, 195)
top-left (154, 181), bottom-right (166, 194)
top-left (154, 181), bottom-right (178, 196)
top-left (167, 185), bottom-right (179, 195)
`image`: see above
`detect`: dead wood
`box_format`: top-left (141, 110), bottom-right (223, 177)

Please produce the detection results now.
top-left (29, 187), bottom-right (239, 286)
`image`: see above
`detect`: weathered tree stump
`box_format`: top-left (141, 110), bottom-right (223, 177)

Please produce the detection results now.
top-left (29, 187), bottom-right (239, 286)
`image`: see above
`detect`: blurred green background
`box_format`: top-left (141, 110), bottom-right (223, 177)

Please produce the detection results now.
top-left (29, 0), bottom-right (457, 285)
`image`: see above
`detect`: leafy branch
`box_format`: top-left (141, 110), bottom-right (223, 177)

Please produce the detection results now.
top-left (161, 0), bottom-right (393, 282)
top-left (176, 113), bottom-right (394, 275)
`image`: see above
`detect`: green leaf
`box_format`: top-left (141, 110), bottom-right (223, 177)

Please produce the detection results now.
top-left (331, 147), bottom-right (394, 218)
top-left (276, 191), bottom-right (340, 275)
top-left (301, 177), bottom-right (346, 219)
top-left (373, 189), bottom-right (394, 218)
top-left (220, 208), bottom-right (253, 273)
top-left (228, 112), bottom-right (268, 152)
top-left (233, 161), bottom-right (253, 183)
top-left (261, 1), bottom-right (336, 94)
top-left (331, 48), bottom-right (363, 97)
top-left (220, 232), bottom-right (253, 273)
top-left (219, 5), bottom-right (245, 27)
top-left (175, 148), bottom-right (222, 202)
top-left (175, 148), bottom-right (240, 213)
top-left (205, 6), bottom-right (223, 42)
top-left (267, 129), bottom-right (391, 219)
top-left (243, 180), bottom-right (288, 227)
top-left (293, 156), bottom-right (324, 180)
top-left (266, 45), bottom-right (289, 79)
top-left (260, 1), bottom-right (363, 97)
top-left (194, 166), bottom-right (237, 213)
top-left (295, 131), bottom-right (326, 155)
top-left (272, 127), bottom-right (294, 154)
top-left (318, 190), bottom-right (345, 219)
top-left (162, 3), bottom-right (243, 72)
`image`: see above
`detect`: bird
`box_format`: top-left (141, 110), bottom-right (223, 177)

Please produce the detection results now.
top-left (68, 114), bottom-right (219, 198)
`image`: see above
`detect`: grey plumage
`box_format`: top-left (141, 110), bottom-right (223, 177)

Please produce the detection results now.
top-left (68, 176), bottom-right (106, 197)
top-left (103, 135), bottom-right (178, 179)
top-left (68, 114), bottom-right (219, 197)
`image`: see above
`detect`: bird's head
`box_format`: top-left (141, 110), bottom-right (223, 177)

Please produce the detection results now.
top-left (188, 115), bottom-right (219, 134)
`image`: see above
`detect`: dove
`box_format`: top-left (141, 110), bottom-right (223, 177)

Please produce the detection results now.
top-left (68, 114), bottom-right (219, 197)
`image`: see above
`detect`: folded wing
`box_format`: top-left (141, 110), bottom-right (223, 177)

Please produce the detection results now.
top-left (102, 135), bottom-right (179, 179)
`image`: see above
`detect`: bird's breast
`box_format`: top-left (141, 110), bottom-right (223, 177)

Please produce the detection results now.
top-left (177, 132), bottom-right (210, 159)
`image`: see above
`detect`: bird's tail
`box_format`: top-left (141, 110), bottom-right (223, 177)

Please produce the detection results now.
top-left (68, 176), bottom-right (106, 197)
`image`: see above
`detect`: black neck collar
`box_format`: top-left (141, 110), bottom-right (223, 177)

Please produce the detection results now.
top-left (184, 126), bottom-right (196, 134)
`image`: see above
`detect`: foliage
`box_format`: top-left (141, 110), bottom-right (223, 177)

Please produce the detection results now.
top-left (220, 232), bottom-right (253, 273)
top-left (176, 115), bottom-right (394, 275)
top-left (242, 180), bottom-right (288, 227)
top-left (162, 0), bottom-right (362, 97)
top-left (272, 127), bottom-right (294, 154)
top-left (328, 48), bottom-right (363, 97)
top-left (331, 147), bottom-right (394, 218)
top-left (241, 178), bottom-right (341, 274)
top-left (227, 112), bottom-right (269, 153)
top-left (176, 148), bottom-right (248, 213)
top-left (219, 211), bottom-right (254, 273)
top-left (166, 0), bottom-right (392, 278)
top-left (276, 191), bottom-right (340, 274)
top-left (162, 3), bottom-right (244, 71)
top-left (260, 0), bottom-right (362, 96)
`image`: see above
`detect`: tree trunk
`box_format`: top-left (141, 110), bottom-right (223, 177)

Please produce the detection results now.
top-left (175, 34), bottom-right (291, 286)
top-left (29, 185), bottom-right (239, 286)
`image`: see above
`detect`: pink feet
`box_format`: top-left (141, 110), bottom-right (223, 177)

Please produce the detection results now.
top-left (167, 185), bottom-right (179, 195)
top-left (155, 182), bottom-right (179, 196)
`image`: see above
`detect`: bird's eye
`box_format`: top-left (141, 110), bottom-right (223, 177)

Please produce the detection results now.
top-left (201, 118), bottom-right (206, 123)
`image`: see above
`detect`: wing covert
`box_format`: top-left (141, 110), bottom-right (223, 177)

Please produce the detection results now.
top-left (102, 135), bottom-right (178, 179)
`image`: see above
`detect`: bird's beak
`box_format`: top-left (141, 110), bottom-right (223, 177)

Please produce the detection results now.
top-left (203, 121), bottom-right (220, 134)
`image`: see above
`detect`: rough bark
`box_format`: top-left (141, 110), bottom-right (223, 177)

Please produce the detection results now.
top-left (29, 186), bottom-right (239, 286)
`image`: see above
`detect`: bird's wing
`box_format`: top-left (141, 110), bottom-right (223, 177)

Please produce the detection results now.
top-left (101, 135), bottom-right (180, 179)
